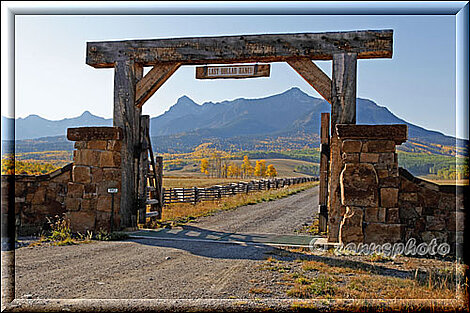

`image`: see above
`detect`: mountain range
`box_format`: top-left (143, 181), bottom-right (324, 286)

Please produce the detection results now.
top-left (3, 88), bottom-right (467, 156)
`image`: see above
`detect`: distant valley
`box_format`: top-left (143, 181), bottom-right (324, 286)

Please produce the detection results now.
top-left (2, 88), bottom-right (467, 157)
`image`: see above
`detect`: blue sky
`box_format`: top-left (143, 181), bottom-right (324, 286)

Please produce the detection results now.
top-left (12, 14), bottom-right (462, 138)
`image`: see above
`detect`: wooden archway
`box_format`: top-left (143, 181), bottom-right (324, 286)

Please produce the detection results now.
top-left (86, 30), bottom-right (393, 239)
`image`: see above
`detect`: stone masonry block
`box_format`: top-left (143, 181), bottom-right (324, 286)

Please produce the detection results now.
top-left (335, 124), bottom-right (407, 144)
top-left (386, 208), bottom-right (400, 223)
top-left (362, 140), bottom-right (396, 153)
top-left (74, 149), bottom-right (101, 167)
top-left (340, 163), bottom-right (378, 207)
top-left (99, 151), bottom-right (120, 168)
top-left (342, 140), bottom-right (362, 153)
top-left (103, 168), bottom-right (121, 181)
top-left (67, 182), bottom-right (84, 198)
top-left (107, 140), bottom-right (122, 151)
top-left (364, 207), bottom-right (386, 223)
top-left (399, 192), bottom-right (418, 202)
top-left (96, 195), bottom-right (114, 212)
top-left (342, 152), bottom-right (359, 163)
top-left (91, 168), bottom-right (103, 183)
top-left (87, 140), bottom-right (108, 150)
top-left (74, 141), bottom-right (87, 149)
top-left (72, 166), bottom-right (91, 184)
top-left (378, 153), bottom-right (395, 166)
top-left (30, 187), bottom-right (46, 205)
top-left (65, 197), bottom-right (81, 211)
top-left (339, 206), bottom-right (364, 244)
top-left (377, 169), bottom-right (389, 179)
top-left (81, 198), bottom-right (97, 211)
top-left (67, 127), bottom-right (123, 141)
top-left (67, 211), bottom-right (96, 233)
top-left (380, 188), bottom-right (398, 208)
top-left (360, 153), bottom-right (379, 163)
top-left (364, 223), bottom-right (403, 244)
top-left (379, 176), bottom-right (400, 188)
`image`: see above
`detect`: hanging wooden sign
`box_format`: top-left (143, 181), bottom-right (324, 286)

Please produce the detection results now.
top-left (196, 64), bottom-right (270, 79)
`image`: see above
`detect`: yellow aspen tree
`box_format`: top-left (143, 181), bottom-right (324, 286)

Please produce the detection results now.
top-left (241, 155), bottom-right (253, 178)
top-left (266, 164), bottom-right (278, 177)
top-left (254, 160), bottom-right (267, 177)
top-left (200, 158), bottom-right (209, 176)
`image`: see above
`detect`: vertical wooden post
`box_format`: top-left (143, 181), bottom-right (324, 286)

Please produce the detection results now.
top-left (155, 156), bottom-right (164, 217)
top-left (113, 59), bottom-right (142, 229)
top-left (137, 115), bottom-right (150, 224)
top-left (193, 187), bottom-right (198, 205)
top-left (319, 112), bottom-right (330, 233)
top-left (328, 53), bottom-right (357, 242)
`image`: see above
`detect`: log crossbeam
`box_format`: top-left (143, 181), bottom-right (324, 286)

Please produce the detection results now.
top-left (87, 30), bottom-right (393, 68)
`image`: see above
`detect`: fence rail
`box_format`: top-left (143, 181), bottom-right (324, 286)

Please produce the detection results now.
top-left (161, 177), bottom-right (318, 205)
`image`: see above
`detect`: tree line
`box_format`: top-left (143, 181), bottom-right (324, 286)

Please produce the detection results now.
top-left (200, 154), bottom-right (277, 178)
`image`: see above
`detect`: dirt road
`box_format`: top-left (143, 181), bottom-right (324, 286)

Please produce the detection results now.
top-left (15, 186), bottom-right (319, 299)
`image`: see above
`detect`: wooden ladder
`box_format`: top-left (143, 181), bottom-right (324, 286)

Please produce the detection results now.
top-left (145, 126), bottom-right (162, 219)
top-left (138, 116), bottom-right (162, 222)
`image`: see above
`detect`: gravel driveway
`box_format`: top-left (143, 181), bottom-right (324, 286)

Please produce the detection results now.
top-left (15, 186), bottom-right (319, 299)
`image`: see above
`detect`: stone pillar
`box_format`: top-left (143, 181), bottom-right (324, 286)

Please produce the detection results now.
top-left (335, 124), bottom-right (407, 245)
top-left (328, 52), bottom-right (357, 242)
top-left (66, 127), bottom-right (123, 233)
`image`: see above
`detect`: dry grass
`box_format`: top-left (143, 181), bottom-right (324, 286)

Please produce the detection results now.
top-left (158, 181), bottom-right (318, 223)
top-left (249, 287), bottom-right (272, 295)
top-left (336, 274), bottom-right (456, 299)
top-left (257, 251), bottom-right (466, 303)
top-left (418, 176), bottom-right (469, 186)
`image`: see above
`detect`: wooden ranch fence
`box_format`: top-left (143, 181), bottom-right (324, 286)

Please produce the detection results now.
top-left (161, 177), bottom-right (318, 205)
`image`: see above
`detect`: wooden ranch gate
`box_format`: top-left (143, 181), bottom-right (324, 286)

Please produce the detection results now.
top-left (86, 30), bottom-right (393, 241)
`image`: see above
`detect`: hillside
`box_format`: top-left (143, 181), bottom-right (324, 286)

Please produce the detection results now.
top-left (2, 88), bottom-right (467, 156)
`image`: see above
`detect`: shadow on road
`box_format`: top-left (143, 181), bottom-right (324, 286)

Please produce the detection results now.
top-left (126, 225), bottom-right (417, 280)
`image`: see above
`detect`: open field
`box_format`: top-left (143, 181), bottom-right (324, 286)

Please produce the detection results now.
top-left (163, 177), bottom-right (242, 188)
top-left (164, 158), bottom-right (318, 179)
top-left (418, 175), bottom-right (469, 186)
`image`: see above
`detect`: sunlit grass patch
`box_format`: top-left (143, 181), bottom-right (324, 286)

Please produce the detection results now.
top-left (249, 287), bottom-right (272, 295)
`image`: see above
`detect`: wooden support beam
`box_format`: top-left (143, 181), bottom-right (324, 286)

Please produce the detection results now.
top-left (331, 53), bottom-right (357, 126)
top-left (319, 112), bottom-right (330, 233)
top-left (135, 63), bottom-right (181, 108)
top-left (87, 30), bottom-right (393, 68)
top-left (328, 52), bottom-right (357, 243)
top-left (287, 57), bottom-right (332, 103)
top-left (137, 115), bottom-right (150, 224)
top-left (155, 156), bottom-right (164, 218)
top-left (113, 59), bottom-right (142, 229)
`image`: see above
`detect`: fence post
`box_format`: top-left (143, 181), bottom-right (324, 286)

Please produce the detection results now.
top-left (162, 187), bottom-right (165, 206)
top-left (193, 187), bottom-right (198, 205)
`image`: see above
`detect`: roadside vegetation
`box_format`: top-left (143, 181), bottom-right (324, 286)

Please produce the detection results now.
top-left (26, 214), bottom-right (128, 248)
top-left (258, 248), bottom-right (468, 303)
